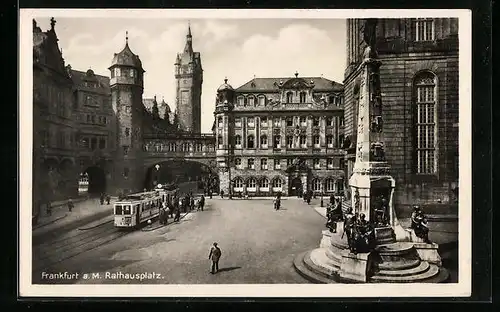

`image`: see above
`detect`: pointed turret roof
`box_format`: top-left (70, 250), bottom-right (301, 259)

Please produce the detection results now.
top-left (109, 31), bottom-right (144, 70)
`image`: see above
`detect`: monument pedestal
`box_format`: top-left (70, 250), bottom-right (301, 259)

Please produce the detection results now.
top-left (339, 250), bottom-right (372, 283)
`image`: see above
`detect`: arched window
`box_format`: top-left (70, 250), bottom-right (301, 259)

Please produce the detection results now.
top-left (233, 178), bottom-right (243, 192)
top-left (247, 135), bottom-right (255, 148)
top-left (258, 95), bottom-right (266, 106)
top-left (234, 135), bottom-right (242, 148)
top-left (260, 178), bottom-right (270, 190)
top-left (237, 96), bottom-right (244, 106)
top-left (300, 135), bottom-right (307, 148)
top-left (414, 71), bottom-right (437, 174)
top-left (218, 117), bottom-right (223, 128)
top-left (326, 178), bottom-right (335, 192)
top-left (260, 135), bottom-right (268, 148)
top-left (300, 92), bottom-right (306, 103)
top-left (286, 92), bottom-right (293, 103)
top-left (247, 178), bottom-right (256, 191)
top-left (286, 135), bottom-right (294, 148)
top-left (248, 96), bottom-right (255, 106)
top-left (272, 178), bottom-right (283, 191)
top-left (312, 179), bottom-right (322, 192)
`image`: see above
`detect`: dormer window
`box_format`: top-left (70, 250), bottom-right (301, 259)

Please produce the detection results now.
top-left (248, 96), bottom-right (255, 106)
top-left (286, 92), bottom-right (293, 103)
top-left (300, 92), bottom-right (306, 103)
top-left (114, 68), bottom-right (121, 77)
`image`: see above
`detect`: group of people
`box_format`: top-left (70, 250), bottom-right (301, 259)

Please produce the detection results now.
top-left (329, 202), bottom-right (432, 254)
top-left (158, 192), bottom-right (206, 225)
top-left (342, 209), bottom-right (376, 254)
top-left (99, 193), bottom-right (111, 205)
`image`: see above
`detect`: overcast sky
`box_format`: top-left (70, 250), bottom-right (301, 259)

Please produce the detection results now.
top-left (36, 18), bottom-right (346, 133)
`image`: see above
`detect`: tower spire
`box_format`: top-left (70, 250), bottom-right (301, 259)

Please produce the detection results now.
top-left (187, 21), bottom-right (192, 37)
top-left (183, 22), bottom-right (193, 55)
top-left (125, 31), bottom-right (129, 45)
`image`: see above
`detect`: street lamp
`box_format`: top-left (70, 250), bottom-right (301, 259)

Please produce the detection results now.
top-left (154, 164), bottom-right (160, 188)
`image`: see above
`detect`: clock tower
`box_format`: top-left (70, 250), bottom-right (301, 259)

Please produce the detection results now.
top-left (108, 32), bottom-right (145, 195)
top-left (174, 23), bottom-right (203, 133)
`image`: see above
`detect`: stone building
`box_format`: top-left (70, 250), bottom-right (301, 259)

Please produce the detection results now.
top-left (108, 33), bottom-right (146, 195)
top-left (343, 18), bottom-right (459, 213)
top-left (33, 18), bottom-right (78, 207)
top-left (214, 74), bottom-right (345, 197)
top-left (66, 67), bottom-right (114, 195)
top-left (174, 24), bottom-right (203, 134)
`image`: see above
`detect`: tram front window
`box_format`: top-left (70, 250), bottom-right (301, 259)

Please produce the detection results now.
top-left (123, 205), bottom-right (131, 215)
top-left (115, 205), bottom-right (123, 215)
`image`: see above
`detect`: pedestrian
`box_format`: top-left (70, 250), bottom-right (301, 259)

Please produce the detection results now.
top-left (100, 193), bottom-right (104, 205)
top-left (106, 194), bottom-right (111, 205)
top-left (208, 242), bottom-right (222, 274)
top-left (46, 202), bottom-right (52, 216)
top-left (174, 207), bottom-right (181, 222)
top-left (67, 198), bottom-right (74, 212)
top-left (190, 196), bottom-right (195, 211)
top-left (200, 194), bottom-right (205, 211)
top-left (220, 190), bottom-right (224, 199)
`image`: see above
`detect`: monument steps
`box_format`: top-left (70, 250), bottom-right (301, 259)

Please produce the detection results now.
top-left (293, 251), bottom-right (335, 284)
top-left (374, 261), bottom-right (430, 277)
top-left (370, 264), bottom-right (442, 283)
top-left (377, 258), bottom-right (421, 271)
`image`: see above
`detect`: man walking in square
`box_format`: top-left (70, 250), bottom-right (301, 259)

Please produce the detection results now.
top-left (208, 242), bottom-right (222, 274)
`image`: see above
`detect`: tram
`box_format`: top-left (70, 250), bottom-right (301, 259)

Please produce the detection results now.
top-left (113, 191), bottom-right (163, 229)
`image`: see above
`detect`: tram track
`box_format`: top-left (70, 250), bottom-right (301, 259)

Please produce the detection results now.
top-left (33, 222), bottom-right (129, 272)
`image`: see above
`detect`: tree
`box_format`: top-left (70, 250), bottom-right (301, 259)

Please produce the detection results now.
top-left (172, 112), bottom-right (180, 130)
top-left (151, 101), bottom-right (160, 120)
top-left (163, 109), bottom-right (171, 127)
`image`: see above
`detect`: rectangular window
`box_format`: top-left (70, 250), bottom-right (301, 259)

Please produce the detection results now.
top-left (300, 116), bottom-right (307, 127)
top-left (313, 117), bottom-right (320, 127)
top-left (327, 158), bottom-right (334, 169)
top-left (274, 135), bottom-right (281, 148)
top-left (260, 135), bottom-right (268, 148)
top-left (235, 158), bottom-right (242, 169)
top-left (218, 117), bottom-right (223, 128)
top-left (260, 117), bottom-right (268, 127)
top-left (261, 158), bottom-right (268, 170)
top-left (313, 158), bottom-right (320, 169)
top-left (326, 117), bottom-right (334, 126)
top-left (286, 117), bottom-right (293, 127)
top-left (234, 135), bottom-right (242, 148)
top-left (258, 96), bottom-right (265, 106)
top-left (237, 97), bottom-right (244, 106)
top-left (313, 135), bottom-right (320, 148)
top-left (115, 68), bottom-right (121, 77)
top-left (274, 159), bottom-right (281, 170)
top-left (235, 118), bottom-right (242, 127)
top-left (247, 117), bottom-right (255, 127)
top-left (415, 18), bottom-right (435, 42)
top-left (274, 118), bottom-right (281, 127)
top-left (300, 135), bottom-right (307, 148)
top-left (129, 69), bottom-right (135, 77)
top-left (286, 136), bottom-right (293, 148)
top-left (248, 158), bottom-right (255, 170)
top-left (90, 138), bottom-right (97, 150)
top-left (416, 77), bottom-right (437, 174)
top-left (327, 135), bottom-right (334, 147)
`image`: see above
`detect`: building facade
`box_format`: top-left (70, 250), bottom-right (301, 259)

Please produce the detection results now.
top-left (215, 74), bottom-right (345, 197)
top-left (33, 18), bottom-right (78, 207)
top-left (108, 34), bottom-right (146, 195)
top-left (174, 25), bottom-right (203, 134)
top-left (343, 18), bottom-right (459, 212)
top-left (66, 67), bottom-right (115, 195)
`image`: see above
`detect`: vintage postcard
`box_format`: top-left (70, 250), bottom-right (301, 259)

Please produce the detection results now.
top-left (19, 9), bottom-right (472, 297)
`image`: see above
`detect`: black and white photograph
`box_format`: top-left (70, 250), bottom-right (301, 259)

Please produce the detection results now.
top-left (19, 9), bottom-right (471, 297)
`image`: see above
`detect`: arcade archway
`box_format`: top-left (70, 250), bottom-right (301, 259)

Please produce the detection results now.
top-left (79, 166), bottom-right (106, 195)
top-left (144, 160), bottom-right (217, 192)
